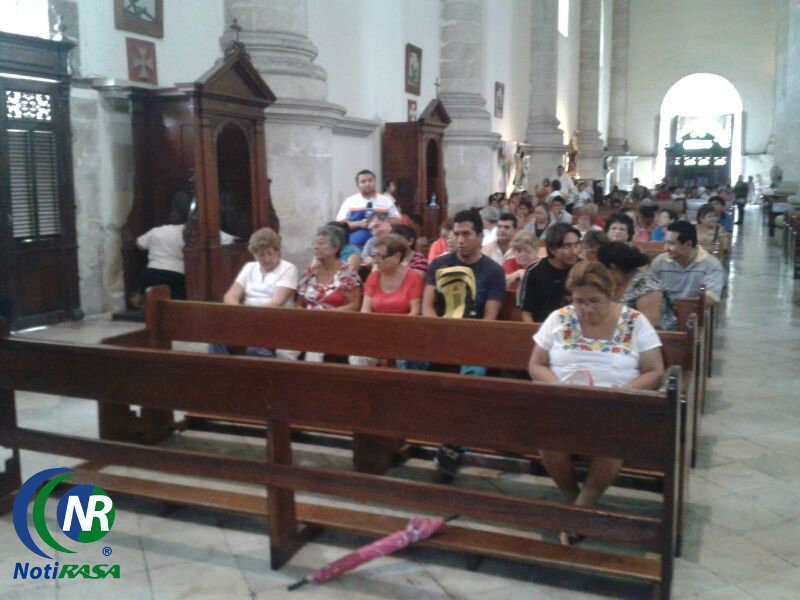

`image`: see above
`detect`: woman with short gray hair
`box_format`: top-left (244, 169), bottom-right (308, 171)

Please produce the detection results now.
top-left (297, 225), bottom-right (362, 312)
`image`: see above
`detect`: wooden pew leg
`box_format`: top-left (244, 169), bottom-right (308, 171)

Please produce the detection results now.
top-left (352, 434), bottom-right (404, 475)
top-left (0, 388), bottom-right (22, 515)
top-left (267, 419), bottom-right (308, 569)
top-left (98, 403), bottom-right (173, 444)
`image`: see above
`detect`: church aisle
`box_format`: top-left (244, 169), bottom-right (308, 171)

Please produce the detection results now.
top-left (2, 206), bottom-right (800, 599)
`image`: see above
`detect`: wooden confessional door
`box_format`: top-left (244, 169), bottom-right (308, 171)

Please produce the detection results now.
top-left (0, 76), bottom-right (80, 329)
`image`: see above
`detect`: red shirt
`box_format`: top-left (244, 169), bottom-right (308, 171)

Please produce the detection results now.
top-left (364, 268), bottom-right (424, 314)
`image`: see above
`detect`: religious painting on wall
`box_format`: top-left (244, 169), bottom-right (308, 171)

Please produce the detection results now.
top-left (494, 82), bottom-right (505, 118)
top-left (126, 38), bottom-right (158, 84)
top-left (115, 0), bottom-right (164, 38)
top-left (407, 99), bottom-right (417, 122)
top-left (405, 44), bottom-right (422, 96)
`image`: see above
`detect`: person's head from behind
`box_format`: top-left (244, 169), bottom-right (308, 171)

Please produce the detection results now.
top-left (665, 221), bottom-right (697, 262)
top-left (249, 227), bottom-right (282, 272)
top-left (550, 195), bottom-right (566, 216)
top-left (479, 206), bottom-right (500, 232)
top-left (566, 261), bottom-right (616, 326)
top-left (708, 196), bottom-right (725, 215)
top-left (658, 208), bottom-right (678, 228)
top-left (545, 223), bottom-right (581, 268)
top-left (580, 230), bottom-right (608, 262)
top-left (610, 196), bottom-right (623, 209)
top-left (604, 212), bottom-right (635, 243)
top-left (313, 224), bottom-right (346, 260)
top-left (355, 169), bottom-right (376, 196)
top-left (383, 180), bottom-right (397, 196)
top-left (551, 179), bottom-right (562, 192)
top-left (638, 205), bottom-right (657, 229)
top-left (373, 233), bottom-right (410, 274)
top-left (510, 230), bottom-right (539, 268)
top-left (368, 212), bottom-right (392, 237)
top-left (391, 223), bottom-right (418, 251)
top-left (487, 193), bottom-right (500, 209)
top-left (496, 212), bottom-right (518, 244)
top-left (596, 242), bottom-right (649, 292)
top-left (452, 209), bottom-right (484, 260)
top-left (697, 204), bottom-right (718, 227)
top-left (327, 220), bottom-right (351, 245)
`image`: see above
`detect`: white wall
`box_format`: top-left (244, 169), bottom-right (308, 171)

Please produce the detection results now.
top-left (77, 0), bottom-right (225, 84)
top-left (626, 0), bottom-right (779, 181)
top-left (556, 0), bottom-right (580, 147)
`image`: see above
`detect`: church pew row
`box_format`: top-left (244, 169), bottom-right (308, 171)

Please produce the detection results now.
top-left (0, 319), bottom-right (682, 598)
top-left (100, 287), bottom-right (696, 554)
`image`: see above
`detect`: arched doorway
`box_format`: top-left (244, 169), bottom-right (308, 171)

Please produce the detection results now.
top-left (657, 74), bottom-right (743, 185)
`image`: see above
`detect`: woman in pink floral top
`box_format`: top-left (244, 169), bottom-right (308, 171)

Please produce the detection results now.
top-left (297, 225), bottom-right (362, 311)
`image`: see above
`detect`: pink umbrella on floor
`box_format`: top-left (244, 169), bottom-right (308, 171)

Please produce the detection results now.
top-left (288, 515), bottom-right (455, 591)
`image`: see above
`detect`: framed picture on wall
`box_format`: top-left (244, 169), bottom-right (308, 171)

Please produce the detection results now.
top-left (115, 0), bottom-right (164, 39)
top-left (405, 44), bottom-right (422, 96)
top-left (407, 99), bottom-right (418, 122)
top-left (494, 82), bottom-right (505, 118)
top-left (126, 37), bottom-right (158, 84)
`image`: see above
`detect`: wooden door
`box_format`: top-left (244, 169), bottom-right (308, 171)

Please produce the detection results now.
top-left (0, 78), bottom-right (81, 328)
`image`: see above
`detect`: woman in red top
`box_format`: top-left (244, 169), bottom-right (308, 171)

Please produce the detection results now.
top-left (362, 234), bottom-right (423, 315)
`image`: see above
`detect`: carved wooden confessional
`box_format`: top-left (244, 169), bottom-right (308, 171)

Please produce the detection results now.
top-left (121, 49), bottom-right (278, 306)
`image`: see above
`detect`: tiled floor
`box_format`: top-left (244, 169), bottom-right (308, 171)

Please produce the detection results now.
top-left (2, 206), bottom-right (799, 599)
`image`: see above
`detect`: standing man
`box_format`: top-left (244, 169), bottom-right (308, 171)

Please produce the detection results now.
top-left (423, 209), bottom-right (506, 481)
top-left (556, 165), bottom-right (577, 212)
top-left (519, 223), bottom-right (581, 323)
top-left (650, 221), bottom-right (724, 306)
top-left (482, 212), bottom-right (517, 265)
top-left (733, 175), bottom-right (748, 225)
top-left (336, 169), bottom-right (399, 247)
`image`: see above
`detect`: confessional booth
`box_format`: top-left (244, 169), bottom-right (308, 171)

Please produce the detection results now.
top-left (121, 49), bottom-right (278, 308)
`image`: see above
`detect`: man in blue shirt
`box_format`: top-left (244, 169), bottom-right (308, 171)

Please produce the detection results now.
top-left (709, 196), bottom-right (733, 233)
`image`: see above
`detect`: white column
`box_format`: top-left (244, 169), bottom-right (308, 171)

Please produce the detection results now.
top-left (606, 0), bottom-right (629, 156)
top-left (525, 0), bottom-right (567, 187)
top-left (439, 0), bottom-right (500, 211)
top-left (773, 0), bottom-right (800, 179)
top-left (222, 0), bottom-right (345, 266)
top-left (573, 0), bottom-right (605, 180)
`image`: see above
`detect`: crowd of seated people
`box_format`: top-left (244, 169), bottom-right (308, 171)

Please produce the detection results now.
top-left (195, 169), bottom-right (736, 541)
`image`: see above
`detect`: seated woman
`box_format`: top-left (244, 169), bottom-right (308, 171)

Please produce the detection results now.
top-left (328, 221), bottom-right (362, 270)
top-left (597, 242), bottom-right (677, 330)
top-left (633, 205), bottom-right (657, 241)
top-left (362, 234), bottom-right (424, 315)
top-left (503, 230), bottom-right (540, 291)
top-left (427, 217), bottom-right (454, 262)
top-left (579, 229), bottom-right (608, 262)
top-left (695, 204), bottom-right (731, 254)
top-left (528, 261), bottom-right (664, 544)
top-left (651, 208), bottom-right (677, 241)
top-left (525, 202), bottom-right (552, 238)
top-left (296, 224), bottom-right (362, 361)
top-left (672, 197), bottom-right (689, 222)
top-left (575, 207), bottom-right (602, 238)
top-left (603, 212), bottom-right (635, 245)
top-left (391, 223), bottom-right (429, 275)
top-left (212, 227), bottom-right (298, 356)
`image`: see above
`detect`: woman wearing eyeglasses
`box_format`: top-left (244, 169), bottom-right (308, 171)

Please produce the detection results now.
top-left (361, 234), bottom-right (423, 315)
top-left (528, 261), bottom-right (664, 545)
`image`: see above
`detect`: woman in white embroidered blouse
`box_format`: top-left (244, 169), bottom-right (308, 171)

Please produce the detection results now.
top-left (528, 261), bottom-right (664, 545)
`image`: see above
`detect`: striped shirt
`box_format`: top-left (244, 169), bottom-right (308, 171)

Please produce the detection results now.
top-left (649, 246), bottom-right (724, 302)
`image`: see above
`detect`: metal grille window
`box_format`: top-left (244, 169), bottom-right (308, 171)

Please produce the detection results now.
top-left (7, 128), bottom-right (60, 239)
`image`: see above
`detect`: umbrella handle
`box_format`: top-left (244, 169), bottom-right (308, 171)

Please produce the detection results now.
top-left (287, 578), bottom-right (309, 591)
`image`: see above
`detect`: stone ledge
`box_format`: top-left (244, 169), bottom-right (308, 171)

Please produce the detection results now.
top-left (444, 130), bottom-right (501, 148)
top-left (333, 116), bottom-right (380, 138)
top-left (264, 97), bottom-right (346, 128)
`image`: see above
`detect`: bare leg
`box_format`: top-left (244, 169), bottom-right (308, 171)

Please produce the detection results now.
top-left (540, 450), bottom-right (580, 503)
top-left (574, 457), bottom-right (623, 508)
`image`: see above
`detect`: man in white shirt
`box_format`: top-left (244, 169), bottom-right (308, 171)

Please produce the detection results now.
top-left (336, 169), bottom-right (399, 247)
top-left (556, 165), bottom-right (576, 210)
top-left (482, 212), bottom-right (516, 264)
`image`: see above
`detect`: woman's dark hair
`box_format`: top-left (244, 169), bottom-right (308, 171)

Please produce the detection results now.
top-left (519, 198), bottom-right (533, 211)
top-left (544, 223), bottom-right (581, 257)
top-left (603, 212), bottom-right (635, 241)
top-left (597, 241), bottom-right (649, 274)
top-left (582, 229), bottom-right (609, 249)
top-left (673, 198), bottom-right (687, 214)
top-left (659, 208), bottom-right (678, 222)
top-left (391, 223), bottom-right (418, 249)
top-left (697, 204), bottom-right (715, 222)
top-left (382, 180), bottom-right (396, 192)
top-left (551, 179), bottom-right (562, 191)
top-left (639, 205), bottom-right (657, 225)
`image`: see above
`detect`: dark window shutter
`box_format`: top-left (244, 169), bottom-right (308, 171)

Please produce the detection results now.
top-left (6, 128), bottom-right (60, 239)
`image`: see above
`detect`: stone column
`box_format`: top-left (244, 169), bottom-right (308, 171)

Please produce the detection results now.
top-left (439, 0), bottom-right (500, 211)
top-left (573, 0), bottom-right (605, 180)
top-left (774, 0), bottom-right (800, 178)
top-left (606, 0), bottom-right (629, 156)
top-left (525, 0), bottom-right (567, 188)
top-left (222, 0), bottom-right (345, 265)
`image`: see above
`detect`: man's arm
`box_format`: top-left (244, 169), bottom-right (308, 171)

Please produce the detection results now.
top-left (703, 259), bottom-right (725, 306)
top-left (422, 284), bottom-right (437, 317)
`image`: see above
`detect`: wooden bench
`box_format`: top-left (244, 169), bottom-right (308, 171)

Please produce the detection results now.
top-left (0, 318), bottom-right (682, 598)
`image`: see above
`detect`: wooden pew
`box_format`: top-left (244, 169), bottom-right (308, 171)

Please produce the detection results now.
top-left (102, 288), bottom-right (696, 556)
top-left (0, 320), bottom-right (682, 597)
